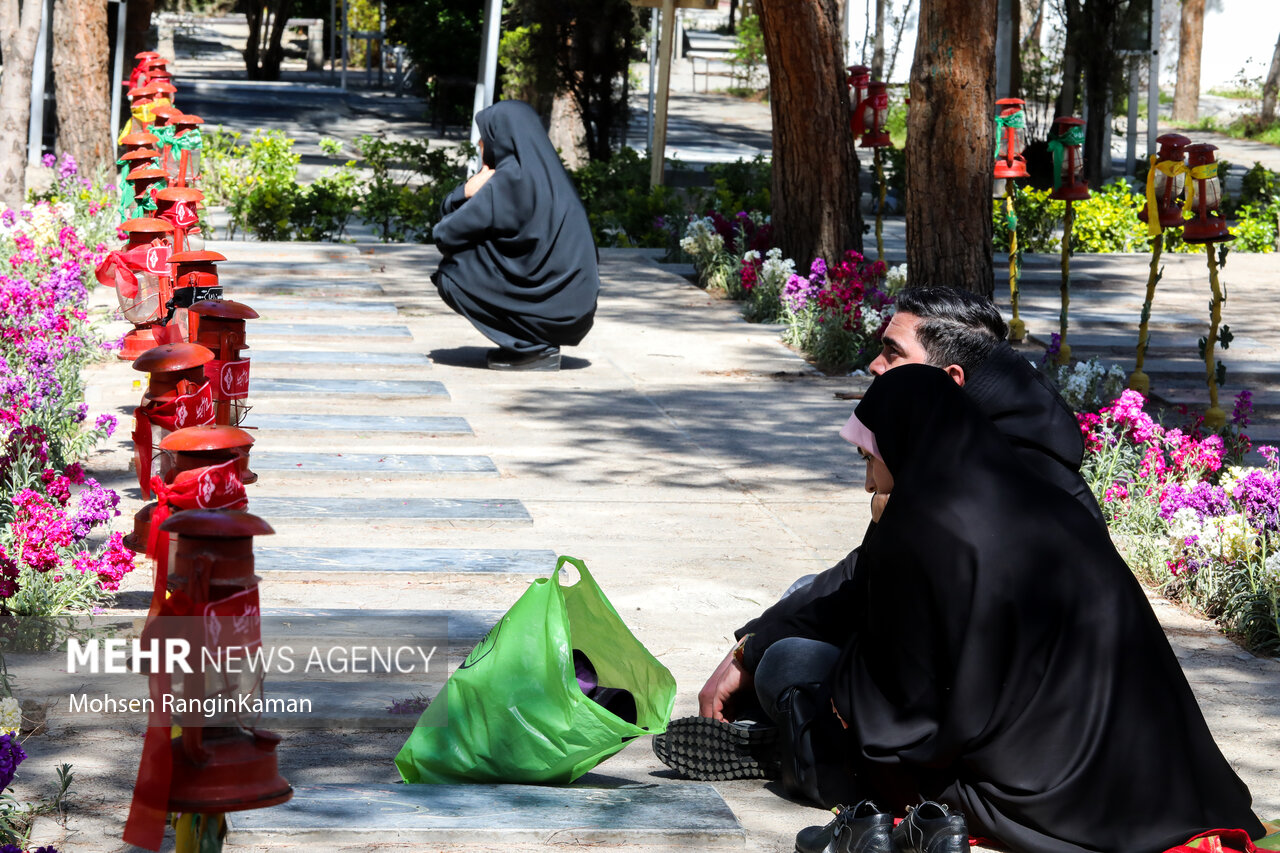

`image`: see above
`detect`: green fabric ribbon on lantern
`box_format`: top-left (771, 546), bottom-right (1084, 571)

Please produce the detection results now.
top-left (118, 177), bottom-right (167, 220)
top-left (170, 128), bottom-right (203, 152)
top-left (1047, 124), bottom-right (1085, 191)
top-left (993, 108), bottom-right (1026, 161)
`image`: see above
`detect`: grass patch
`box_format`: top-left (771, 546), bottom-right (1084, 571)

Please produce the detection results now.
top-left (1208, 84), bottom-right (1262, 100)
top-left (1167, 113), bottom-right (1280, 146)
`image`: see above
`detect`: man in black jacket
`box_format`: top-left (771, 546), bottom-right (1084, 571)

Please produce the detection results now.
top-left (653, 285), bottom-right (1105, 797)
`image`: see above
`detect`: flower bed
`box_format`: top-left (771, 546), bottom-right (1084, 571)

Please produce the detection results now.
top-left (680, 212), bottom-right (896, 372)
top-left (0, 156), bottom-right (127, 848)
top-left (1082, 389), bottom-right (1280, 652)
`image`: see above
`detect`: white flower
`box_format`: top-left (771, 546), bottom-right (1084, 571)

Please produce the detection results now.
top-left (885, 263), bottom-right (908, 293)
top-left (0, 697), bottom-right (19, 735)
top-left (1263, 551), bottom-right (1280, 590)
top-left (1167, 507), bottom-right (1203, 543)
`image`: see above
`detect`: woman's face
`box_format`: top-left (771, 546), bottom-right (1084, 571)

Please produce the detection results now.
top-left (859, 447), bottom-right (894, 495)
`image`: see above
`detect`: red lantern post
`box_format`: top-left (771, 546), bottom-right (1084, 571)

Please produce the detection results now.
top-left (1129, 132), bottom-right (1193, 393)
top-left (190, 299), bottom-right (258, 426)
top-left (130, 342), bottom-right (217, 498)
top-left (123, 509), bottom-right (291, 852)
top-left (852, 80), bottom-right (892, 260)
top-left (122, 166), bottom-right (168, 221)
top-left (94, 217), bottom-right (175, 359)
top-left (1047, 116), bottom-right (1089, 364)
top-left (846, 65), bottom-right (871, 118)
top-left (169, 114), bottom-right (205, 187)
top-left (994, 97), bottom-right (1029, 341)
top-left (1184, 142), bottom-right (1235, 430)
top-left (155, 188), bottom-right (206, 254)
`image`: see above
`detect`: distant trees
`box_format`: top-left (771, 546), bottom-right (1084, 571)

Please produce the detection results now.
top-left (0, 0), bottom-right (44, 207)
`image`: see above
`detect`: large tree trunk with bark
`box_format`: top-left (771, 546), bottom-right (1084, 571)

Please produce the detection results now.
top-left (52, 0), bottom-right (112, 174)
top-left (904, 0), bottom-right (996, 296)
top-left (1262, 32), bottom-right (1280, 124)
top-left (757, 0), bottom-right (863, 265)
top-left (0, 0), bottom-right (45, 207)
top-left (1171, 0), bottom-right (1204, 122)
top-left (871, 0), bottom-right (886, 78)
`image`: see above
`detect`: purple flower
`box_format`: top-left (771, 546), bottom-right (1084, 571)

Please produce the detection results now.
top-left (94, 413), bottom-right (117, 436)
top-left (1232, 468), bottom-right (1280, 531)
top-left (57, 152), bottom-right (78, 180)
top-left (0, 731), bottom-right (27, 789)
top-left (1232, 390), bottom-right (1253, 428)
top-left (41, 153), bottom-right (56, 168)
top-left (1160, 481), bottom-right (1230, 522)
top-left (69, 480), bottom-right (121, 539)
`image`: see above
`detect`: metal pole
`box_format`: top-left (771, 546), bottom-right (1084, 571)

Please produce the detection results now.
top-left (330, 0), bottom-right (336, 78)
top-left (1148, 0), bottom-right (1160, 157)
top-left (649, 0), bottom-right (677, 187)
top-left (111, 0), bottom-right (128, 138)
top-left (27, 0), bottom-right (51, 164)
top-left (469, 0), bottom-right (502, 168)
top-left (341, 0), bottom-right (348, 91)
top-left (1126, 57), bottom-right (1139, 176)
top-left (647, 10), bottom-right (658, 152)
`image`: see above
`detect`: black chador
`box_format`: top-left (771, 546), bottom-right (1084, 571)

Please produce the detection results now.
top-left (432, 100), bottom-right (600, 361)
top-left (751, 365), bottom-right (1264, 853)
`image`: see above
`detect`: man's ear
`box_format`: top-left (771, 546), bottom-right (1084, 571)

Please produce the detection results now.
top-left (945, 364), bottom-right (966, 387)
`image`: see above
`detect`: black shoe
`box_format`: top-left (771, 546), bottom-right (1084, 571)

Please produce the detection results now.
top-left (795, 801), bottom-right (894, 853)
top-left (652, 716), bottom-right (779, 780)
top-left (486, 347), bottom-right (561, 371)
top-left (892, 801), bottom-right (969, 853)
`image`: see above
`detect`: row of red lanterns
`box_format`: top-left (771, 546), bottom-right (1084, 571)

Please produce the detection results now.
top-left (992, 98), bottom-right (1232, 242)
top-left (107, 51), bottom-right (292, 853)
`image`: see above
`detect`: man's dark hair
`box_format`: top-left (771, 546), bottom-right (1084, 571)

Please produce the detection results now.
top-left (894, 286), bottom-right (1008, 378)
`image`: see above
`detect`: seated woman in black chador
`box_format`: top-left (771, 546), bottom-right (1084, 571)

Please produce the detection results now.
top-left (432, 100), bottom-right (600, 371)
top-left (751, 364), bottom-right (1264, 853)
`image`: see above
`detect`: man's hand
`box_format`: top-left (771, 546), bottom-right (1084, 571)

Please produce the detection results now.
top-left (870, 491), bottom-right (889, 523)
top-left (464, 165), bottom-right (495, 198)
top-left (698, 647), bottom-right (753, 721)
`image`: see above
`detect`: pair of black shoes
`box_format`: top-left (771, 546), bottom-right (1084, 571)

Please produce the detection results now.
top-left (796, 801), bottom-right (969, 853)
top-left (486, 347), bottom-right (560, 371)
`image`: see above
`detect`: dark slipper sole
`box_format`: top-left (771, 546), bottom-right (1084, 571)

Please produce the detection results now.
top-left (652, 716), bottom-right (779, 781)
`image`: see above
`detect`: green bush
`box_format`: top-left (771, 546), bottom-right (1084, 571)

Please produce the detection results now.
top-left (226, 130), bottom-right (303, 241)
top-left (697, 155), bottom-right (771, 215)
top-left (569, 148), bottom-right (687, 249)
top-left (355, 135), bottom-right (471, 242)
top-left (1069, 180), bottom-right (1148, 253)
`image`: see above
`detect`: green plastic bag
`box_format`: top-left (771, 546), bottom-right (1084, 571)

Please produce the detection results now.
top-left (395, 556), bottom-right (677, 784)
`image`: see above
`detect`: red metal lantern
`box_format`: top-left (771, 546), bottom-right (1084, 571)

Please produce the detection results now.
top-left (846, 64), bottom-right (871, 113)
top-left (124, 509), bottom-right (291, 851)
top-left (993, 98), bottom-right (1029, 180)
top-left (119, 132), bottom-right (160, 156)
top-left (170, 251), bottom-right (226, 339)
top-left (125, 424), bottom-right (255, 558)
top-left (854, 81), bottom-right (891, 148)
top-left (1047, 116), bottom-right (1089, 201)
top-left (118, 148), bottom-right (161, 174)
top-left (155, 187), bottom-right (205, 254)
top-left (127, 82), bottom-right (167, 131)
top-left (152, 79), bottom-right (178, 109)
top-left (1181, 143), bottom-right (1234, 245)
top-left (190, 299), bottom-right (258, 426)
top-left (95, 217), bottom-right (175, 359)
top-left (1139, 132), bottom-right (1192, 231)
top-left (123, 166), bottom-right (168, 220)
top-left (131, 342), bottom-right (217, 498)
top-left (127, 52), bottom-right (161, 90)
top-left (169, 114), bottom-right (204, 187)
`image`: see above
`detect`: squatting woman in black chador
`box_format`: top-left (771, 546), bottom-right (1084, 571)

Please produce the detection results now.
top-left (750, 364), bottom-right (1264, 853)
top-left (432, 100), bottom-right (600, 371)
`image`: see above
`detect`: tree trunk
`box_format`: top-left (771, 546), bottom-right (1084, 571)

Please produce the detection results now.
top-left (1008, 0), bottom-right (1022, 99)
top-left (757, 0), bottom-right (863, 265)
top-left (1262, 31), bottom-right (1280, 124)
top-left (0, 0), bottom-right (45, 207)
top-left (242, 0), bottom-right (296, 80)
top-left (904, 0), bottom-right (996, 296)
top-left (870, 0), bottom-right (885, 78)
top-left (1053, 0), bottom-right (1081, 117)
top-left (1081, 0), bottom-right (1121, 187)
top-left (1171, 0), bottom-right (1204, 123)
top-left (52, 0), bottom-right (111, 174)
